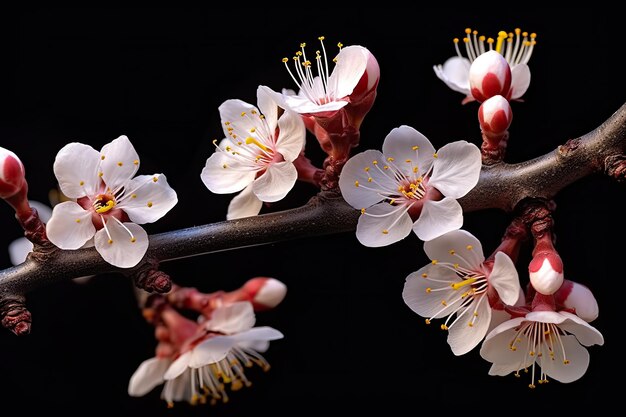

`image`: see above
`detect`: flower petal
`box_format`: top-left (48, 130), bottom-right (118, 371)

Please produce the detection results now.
top-left (423, 229), bottom-right (484, 270)
top-left (53, 142), bottom-right (100, 198)
top-left (328, 45), bottom-right (368, 99)
top-left (540, 335), bottom-right (590, 383)
top-left (232, 326), bottom-right (284, 343)
top-left (287, 94), bottom-right (349, 113)
top-left (163, 351), bottom-right (191, 380)
top-left (480, 317), bottom-right (530, 367)
top-left (558, 312), bottom-right (605, 346)
top-left (252, 161), bottom-right (297, 202)
top-left (511, 64), bottom-right (531, 99)
top-left (448, 297), bottom-right (492, 356)
top-left (128, 357), bottom-right (171, 396)
top-left (339, 149), bottom-right (394, 209)
top-left (46, 201), bottom-right (96, 250)
top-left (100, 135), bottom-right (140, 191)
top-left (188, 336), bottom-right (235, 368)
top-left (218, 99), bottom-right (259, 140)
top-left (227, 183), bottom-right (263, 220)
top-left (200, 151), bottom-right (256, 194)
top-left (381, 126), bottom-right (436, 177)
top-left (118, 174), bottom-right (177, 224)
top-left (433, 56), bottom-right (471, 94)
top-left (204, 302), bottom-right (256, 334)
top-left (275, 110), bottom-right (306, 162)
top-left (256, 86), bottom-right (278, 133)
top-left (413, 197), bottom-right (463, 241)
top-left (9, 238), bottom-right (33, 265)
top-left (94, 220), bottom-right (148, 268)
top-left (489, 252), bottom-right (521, 306)
top-left (403, 265), bottom-right (458, 319)
top-left (29, 200), bottom-right (53, 223)
top-left (356, 203), bottom-right (413, 247)
top-left (429, 141), bottom-right (481, 199)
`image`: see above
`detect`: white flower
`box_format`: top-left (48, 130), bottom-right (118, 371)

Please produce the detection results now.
top-left (403, 229), bottom-right (521, 355)
top-left (128, 302), bottom-right (283, 407)
top-left (45, 135), bottom-right (178, 268)
top-left (434, 28), bottom-right (534, 103)
top-left (260, 39), bottom-right (377, 115)
top-left (200, 86), bottom-right (305, 220)
top-left (338, 125), bottom-right (481, 246)
top-left (480, 310), bottom-right (604, 387)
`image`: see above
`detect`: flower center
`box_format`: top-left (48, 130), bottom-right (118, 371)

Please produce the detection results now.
top-left (93, 193), bottom-right (116, 213)
top-left (452, 27), bottom-right (537, 67)
top-left (281, 36), bottom-right (343, 105)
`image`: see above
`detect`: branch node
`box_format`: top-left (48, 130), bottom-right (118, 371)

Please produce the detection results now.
top-left (131, 259), bottom-right (172, 294)
top-left (605, 154), bottom-right (626, 182)
top-left (558, 138), bottom-right (582, 156)
top-left (0, 296), bottom-right (32, 336)
top-left (516, 198), bottom-right (556, 239)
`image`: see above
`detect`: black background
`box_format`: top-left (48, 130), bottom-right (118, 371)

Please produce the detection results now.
top-left (1, 7), bottom-right (624, 415)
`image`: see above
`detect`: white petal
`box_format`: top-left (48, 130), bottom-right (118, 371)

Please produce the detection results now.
top-left (232, 327), bottom-right (284, 343)
top-left (402, 265), bottom-right (458, 319)
top-left (489, 308), bottom-right (513, 334)
top-left (429, 141), bottom-right (481, 199)
top-left (413, 198), bottom-right (463, 241)
top-left (448, 297), bottom-right (492, 356)
top-left (205, 301), bottom-right (256, 334)
top-left (511, 64), bottom-right (531, 99)
top-left (218, 99), bottom-right (259, 140)
top-left (200, 151), bottom-right (256, 194)
top-left (100, 135), bottom-right (140, 191)
top-left (283, 94), bottom-right (349, 114)
top-left (227, 183), bottom-right (263, 220)
top-left (163, 351), bottom-right (191, 380)
top-left (164, 370), bottom-right (192, 402)
top-left (258, 86), bottom-right (294, 113)
top-left (423, 229), bottom-right (484, 270)
top-left (328, 45), bottom-right (368, 99)
top-left (381, 126), bottom-right (436, 176)
top-left (45, 201), bottom-right (96, 250)
top-left (488, 363), bottom-right (521, 376)
top-left (252, 161), bottom-right (297, 202)
top-left (94, 220), bottom-right (148, 268)
top-left (118, 174), bottom-right (178, 224)
top-left (489, 252), bottom-right (522, 306)
top-left (433, 57), bottom-right (471, 94)
top-left (541, 335), bottom-right (589, 383)
top-left (275, 110), bottom-right (306, 162)
top-left (256, 86), bottom-right (278, 133)
top-left (53, 142), bottom-right (100, 198)
top-left (29, 200), bottom-right (53, 223)
top-left (188, 336), bottom-right (235, 368)
top-left (339, 149), bottom-right (395, 209)
top-left (128, 357), bottom-right (171, 396)
top-left (480, 318), bottom-right (529, 367)
top-left (8, 237), bottom-right (33, 265)
top-left (356, 203), bottom-right (413, 247)
top-left (526, 310), bottom-right (566, 324)
top-left (558, 312), bottom-right (605, 346)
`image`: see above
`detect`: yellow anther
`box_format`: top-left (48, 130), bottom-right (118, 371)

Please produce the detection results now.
top-left (411, 145), bottom-right (419, 150)
top-left (431, 260), bottom-right (438, 265)
top-left (250, 128), bottom-right (256, 133)
top-left (241, 111), bottom-right (246, 117)
top-left (95, 200), bottom-right (115, 214)
top-left (295, 51), bottom-right (302, 56)
top-left (387, 157), bottom-right (394, 162)
top-left (383, 165), bottom-right (389, 170)
top-left (425, 319), bottom-right (431, 325)
top-left (372, 160), bottom-right (378, 165)
top-left (101, 155), bottom-right (105, 160)
top-left (282, 57), bottom-right (289, 63)
top-left (300, 42), bottom-right (306, 48)
top-left (222, 164), bottom-right (228, 169)
top-left (405, 159), bottom-right (412, 163)
top-left (117, 161), bottom-right (123, 166)
top-left (367, 177), bottom-right (373, 182)
top-left (468, 322), bottom-right (474, 327)
top-left (463, 37), bottom-right (470, 44)
top-left (441, 300), bottom-right (447, 306)
top-left (487, 37), bottom-right (494, 44)
top-left (131, 237), bottom-right (136, 243)
top-left (224, 121), bottom-right (231, 125)
top-left (453, 38), bottom-right (459, 44)
top-left (433, 153), bottom-right (438, 158)
top-left (354, 180), bottom-right (360, 187)
top-left (412, 167), bottom-right (418, 174)
top-left (153, 176), bottom-right (158, 182)
top-left (466, 245), bottom-right (473, 250)
top-left (133, 159), bottom-right (139, 165)
top-left (563, 359), bottom-right (570, 365)
top-left (225, 146), bottom-right (231, 151)
top-left (479, 35), bottom-right (486, 41)
top-left (389, 199), bottom-right (396, 204)
top-left (337, 42), bottom-right (343, 48)
top-left (245, 137), bottom-right (270, 152)
top-left (465, 28), bottom-right (472, 34)
top-left (147, 202), bottom-right (153, 208)
top-left (449, 249), bottom-right (456, 255)
top-left (530, 33), bottom-right (537, 39)
top-left (108, 239), bottom-right (113, 245)
top-left (318, 36), bottom-right (325, 41)
top-left (515, 28), bottom-right (521, 35)
top-left (522, 31), bottom-right (528, 37)
top-left (472, 30), bottom-right (478, 35)
top-left (441, 324), bottom-right (448, 330)
top-left (131, 194), bottom-right (137, 199)
top-left (364, 167), bottom-right (370, 172)
top-left (79, 181), bottom-right (85, 186)
top-left (421, 273), bottom-right (428, 278)
top-left (251, 110), bottom-right (257, 114)
top-left (75, 219), bottom-right (81, 223)
top-left (426, 288), bottom-right (431, 293)
top-left (382, 229), bottom-right (389, 234)
top-left (98, 172), bottom-right (103, 177)
top-left (360, 208), bottom-right (366, 215)
top-left (453, 263), bottom-right (459, 269)
top-left (529, 351), bottom-right (535, 356)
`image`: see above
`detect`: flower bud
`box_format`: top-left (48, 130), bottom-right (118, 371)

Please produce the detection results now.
top-left (241, 277), bottom-right (287, 311)
top-left (555, 280), bottom-right (599, 322)
top-left (0, 147), bottom-right (26, 199)
top-left (478, 95), bottom-right (512, 140)
top-left (350, 47), bottom-right (380, 104)
top-left (469, 50), bottom-right (512, 102)
top-left (529, 251), bottom-right (564, 295)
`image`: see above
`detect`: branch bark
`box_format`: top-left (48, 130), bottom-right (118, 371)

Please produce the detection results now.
top-left (1, 102), bottom-right (625, 300)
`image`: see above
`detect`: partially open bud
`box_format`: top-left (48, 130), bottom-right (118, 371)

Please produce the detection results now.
top-left (241, 277), bottom-right (287, 311)
top-left (0, 147), bottom-right (26, 200)
top-left (469, 50), bottom-right (511, 102)
top-left (529, 251), bottom-right (564, 295)
top-left (555, 280), bottom-right (599, 322)
top-left (478, 95), bottom-right (512, 141)
top-left (350, 47), bottom-right (380, 104)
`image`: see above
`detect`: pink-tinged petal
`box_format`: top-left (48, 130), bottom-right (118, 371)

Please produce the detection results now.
top-left (119, 174), bottom-right (177, 224)
top-left (8, 237), bottom-right (33, 265)
top-left (413, 198), bottom-right (463, 241)
top-left (433, 56), bottom-right (471, 95)
top-left (489, 252), bottom-right (521, 306)
top-left (423, 229), bottom-right (484, 270)
top-left (227, 183), bottom-right (263, 220)
top-left (188, 336), bottom-right (235, 368)
top-left (558, 312), bottom-right (605, 346)
top-left (560, 282), bottom-right (599, 322)
top-left (429, 141), bottom-right (481, 199)
top-left (480, 317), bottom-right (529, 366)
top-left (258, 86), bottom-right (293, 112)
top-left (200, 151), bottom-right (256, 194)
top-left (284, 94), bottom-right (349, 114)
top-left (163, 351), bottom-right (191, 380)
top-left (231, 327), bottom-right (284, 345)
top-left (339, 149), bottom-right (394, 210)
top-left (256, 86), bottom-right (278, 133)
top-left (381, 126), bottom-right (436, 177)
top-left (540, 335), bottom-right (590, 383)
top-left (403, 265), bottom-right (458, 319)
top-left (328, 45), bottom-right (368, 99)
top-left (162, 370), bottom-right (192, 402)
top-left (94, 220), bottom-right (148, 268)
top-left (252, 161), bottom-right (297, 202)
top-left (100, 135), bottom-right (140, 191)
top-left (488, 363), bottom-right (521, 376)
top-left (489, 308), bottom-right (513, 334)
top-left (128, 357), bottom-right (171, 396)
top-left (218, 99), bottom-right (259, 140)
top-left (356, 203), bottom-right (413, 247)
top-left (275, 110), bottom-right (306, 162)
top-left (448, 297), bottom-right (492, 356)
top-left (510, 64), bottom-right (531, 99)
top-left (53, 142), bottom-right (100, 198)
top-left (204, 301), bottom-right (256, 334)
top-left (526, 310), bottom-right (566, 324)
top-left (46, 201), bottom-right (96, 250)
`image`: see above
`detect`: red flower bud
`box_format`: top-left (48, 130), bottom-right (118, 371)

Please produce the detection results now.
top-left (0, 147), bottom-right (26, 199)
top-left (469, 51), bottom-right (511, 102)
top-left (529, 251), bottom-right (564, 295)
top-left (478, 95), bottom-right (512, 140)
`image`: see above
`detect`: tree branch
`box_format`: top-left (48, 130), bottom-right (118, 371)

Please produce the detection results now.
top-left (1, 102), bottom-right (625, 302)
